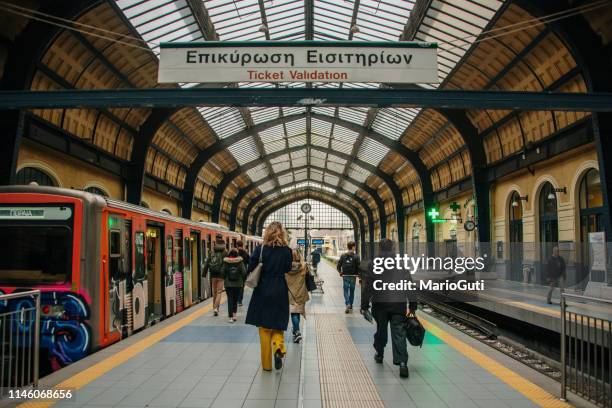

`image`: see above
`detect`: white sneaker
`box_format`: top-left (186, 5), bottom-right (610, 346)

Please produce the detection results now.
top-left (232, 317), bottom-right (237, 322)
top-left (229, 318), bottom-right (234, 323)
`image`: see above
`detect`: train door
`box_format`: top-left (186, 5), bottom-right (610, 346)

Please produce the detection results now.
top-left (174, 230), bottom-right (184, 312)
top-left (145, 225), bottom-right (164, 323)
top-left (183, 234), bottom-right (192, 307)
top-left (106, 214), bottom-right (128, 338)
top-left (231, 237), bottom-right (237, 249)
top-left (190, 231), bottom-right (201, 302)
top-left (164, 235), bottom-right (176, 316)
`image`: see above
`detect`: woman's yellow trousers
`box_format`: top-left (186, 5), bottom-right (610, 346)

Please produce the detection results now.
top-left (258, 328), bottom-right (286, 371)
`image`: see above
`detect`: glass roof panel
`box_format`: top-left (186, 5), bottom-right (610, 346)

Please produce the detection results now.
top-left (292, 156), bottom-right (308, 167)
top-left (245, 163), bottom-right (269, 182)
top-left (272, 161), bottom-right (291, 173)
top-left (288, 134), bottom-right (307, 148)
top-left (227, 136), bottom-right (260, 165)
top-left (278, 174), bottom-right (294, 185)
top-left (312, 135), bottom-right (329, 147)
top-left (198, 107), bottom-right (246, 138)
top-left (264, 139), bottom-right (287, 154)
top-left (259, 180), bottom-right (276, 193)
top-left (259, 124), bottom-right (285, 143)
top-left (250, 107), bottom-right (280, 124)
top-left (348, 163), bottom-right (369, 183)
top-left (116, 0), bottom-right (204, 53)
top-left (357, 137), bottom-right (389, 166)
top-left (372, 108), bottom-right (420, 140)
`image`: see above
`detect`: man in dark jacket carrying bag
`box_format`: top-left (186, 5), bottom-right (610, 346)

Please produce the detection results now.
top-left (361, 239), bottom-right (417, 379)
top-left (235, 240), bottom-right (250, 307)
top-left (203, 234), bottom-right (228, 316)
top-left (337, 241), bottom-right (360, 313)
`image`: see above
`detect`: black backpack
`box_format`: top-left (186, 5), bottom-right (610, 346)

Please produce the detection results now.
top-left (340, 253), bottom-right (357, 275)
top-left (226, 263), bottom-right (241, 282)
top-left (208, 251), bottom-right (224, 277)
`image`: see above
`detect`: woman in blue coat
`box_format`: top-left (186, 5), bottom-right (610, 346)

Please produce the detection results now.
top-left (245, 221), bottom-right (292, 371)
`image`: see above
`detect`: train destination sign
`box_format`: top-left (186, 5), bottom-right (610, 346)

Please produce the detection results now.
top-left (159, 41), bottom-right (438, 84)
top-left (0, 206), bottom-right (72, 220)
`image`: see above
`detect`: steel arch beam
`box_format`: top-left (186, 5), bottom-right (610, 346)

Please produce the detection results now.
top-left (126, 107), bottom-right (179, 205)
top-left (229, 161), bottom-right (383, 230)
top-left (247, 184), bottom-right (375, 256)
top-left (0, 0), bottom-right (102, 185)
top-left (438, 109), bottom-right (491, 245)
top-left (257, 192), bottom-right (366, 256)
top-left (239, 147), bottom-right (388, 234)
top-left (248, 180), bottom-right (370, 234)
top-left (186, 112), bottom-right (410, 239)
top-left (253, 187), bottom-right (373, 257)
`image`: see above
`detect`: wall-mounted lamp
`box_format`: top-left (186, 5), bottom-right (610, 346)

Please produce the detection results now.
top-left (512, 195), bottom-right (528, 207)
top-left (258, 24), bottom-right (269, 33)
top-left (350, 24), bottom-right (360, 34)
top-left (547, 187), bottom-right (567, 200)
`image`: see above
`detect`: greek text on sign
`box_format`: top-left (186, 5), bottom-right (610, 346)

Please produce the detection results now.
top-left (158, 41), bottom-right (438, 84)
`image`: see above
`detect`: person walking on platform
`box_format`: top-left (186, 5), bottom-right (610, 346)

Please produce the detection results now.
top-left (246, 222), bottom-right (292, 371)
top-left (362, 239), bottom-right (417, 379)
top-left (222, 248), bottom-right (247, 323)
top-left (286, 249), bottom-right (310, 344)
top-left (546, 245), bottom-right (566, 304)
top-left (235, 240), bottom-right (250, 307)
top-left (203, 234), bottom-right (227, 316)
top-left (337, 241), bottom-right (360, 313)
top-left (310, 249), bottom-right (321, 271)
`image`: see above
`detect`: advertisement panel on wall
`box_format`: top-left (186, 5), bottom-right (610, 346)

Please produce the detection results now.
top-left (159, 41), bottom-right (438, 84)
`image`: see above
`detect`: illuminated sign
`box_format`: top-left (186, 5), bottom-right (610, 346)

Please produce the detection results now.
top-left (159, 41), bottom-right (439, 84)
top-left (0, 207), bottom-right (72, 220)
top-left (312, 239), bottom-right (324, 245)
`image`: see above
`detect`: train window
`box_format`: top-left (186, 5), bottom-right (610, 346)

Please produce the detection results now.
top-left (110, 230), bottom-right (121, 257)
top-left (0, 226), bottom-right (71, 284)
top-left (134, 232), bottom-right (145, 280)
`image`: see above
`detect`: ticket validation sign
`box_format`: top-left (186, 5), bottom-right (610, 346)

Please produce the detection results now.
top-left (158, 41), bottom-right (438, 84)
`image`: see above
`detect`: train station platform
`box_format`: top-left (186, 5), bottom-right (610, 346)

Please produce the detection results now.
top-left (22, 261), bottom-right (583, 408)
top-left (460, 280), bottom-right (612, 334)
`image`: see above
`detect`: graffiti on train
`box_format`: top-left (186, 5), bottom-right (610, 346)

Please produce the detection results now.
top-left (0, 290), bottom-right (91, 371)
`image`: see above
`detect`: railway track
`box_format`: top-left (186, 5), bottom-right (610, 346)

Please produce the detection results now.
top-left (421, 293), bottom-right (562, 381)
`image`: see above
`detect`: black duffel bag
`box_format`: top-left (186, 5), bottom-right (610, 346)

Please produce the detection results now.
top-left (404, 315), bottom-right (426, 348)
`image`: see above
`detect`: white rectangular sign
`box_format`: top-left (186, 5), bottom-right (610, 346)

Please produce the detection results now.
top-left (158, 42), bottom-right (438, 84)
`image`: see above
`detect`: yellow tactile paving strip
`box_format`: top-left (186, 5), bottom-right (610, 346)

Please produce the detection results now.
top-left (17, 297), bottom-right (220, 408)
top-left (419, 314), bottom-right (572, 408)
top-left (315, 314), bottom-right (384, 408)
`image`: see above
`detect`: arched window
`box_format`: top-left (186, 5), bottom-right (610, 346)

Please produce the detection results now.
top-left (539, 182), bottom-right (559, 264)
top-left (140, 201), bottom-right (150, 208)
top-left (15, 167), bottom-right (57, 187)
top-left (84, 186), bottom-right (108, 197)
top-left (508, 191), bottom-right (524, 282)
top-left (578, 169), bottom-right (605, 282)
top-left (161, 208), bottom-right (172, 215)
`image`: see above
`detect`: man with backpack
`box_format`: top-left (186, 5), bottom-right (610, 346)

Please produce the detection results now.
top-left (203, 234), bottom-right (228, 316)
top-left (222, 248), bottom-right (247, 323)
top-left (337, 241), bottom-right (360, 313)
top-left (311, 249), bottom-right (321, 270)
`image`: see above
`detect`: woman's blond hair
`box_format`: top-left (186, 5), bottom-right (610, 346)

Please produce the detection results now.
top-left (263, 221), bottom-right (288, 247)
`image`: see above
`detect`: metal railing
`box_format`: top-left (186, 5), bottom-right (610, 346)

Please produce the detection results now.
top-left (561, 293), bottom-right (612, 408)
top-left (0, 290), bottom-right (40, 398)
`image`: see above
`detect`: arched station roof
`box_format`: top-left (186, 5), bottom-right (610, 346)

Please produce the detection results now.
top-left (2, 0), bottom-right (610, 241)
